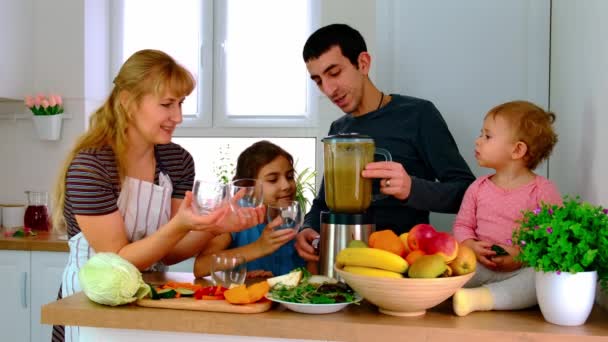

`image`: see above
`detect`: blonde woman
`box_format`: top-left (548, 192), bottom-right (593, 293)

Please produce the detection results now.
top-left (51, 49), bottom-right (264, 342)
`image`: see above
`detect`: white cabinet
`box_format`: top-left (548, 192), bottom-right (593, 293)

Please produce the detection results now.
top-left (31, 252), bottom-right (68, 342)
top-left (0, 250), bottom-right (31, 342)
top-left (0, 250), bottom-right (68, 342)
top-left (0, 0), bottom-right (33, 99)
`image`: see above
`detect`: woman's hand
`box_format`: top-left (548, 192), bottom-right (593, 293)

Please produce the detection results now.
top-left (491, 244), bottom-right (522, 272)
top-left (461, 239), bottom-right (497, 269)
top-left (361, 161), bottom-right (412, 200)
top-left (172, 192), bottom-right (227, 232)
top-left (254, 216), bottom-right (297, 255)
top-left (177, 190), bottom-right (265, 234)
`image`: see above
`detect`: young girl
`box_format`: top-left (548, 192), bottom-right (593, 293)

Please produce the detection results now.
top-left (194, 141), bottom-right (307, 278)
top-left (452, 101), bottom-right (561, 316)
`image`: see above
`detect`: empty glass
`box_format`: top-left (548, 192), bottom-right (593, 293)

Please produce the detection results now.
top-left (228, 178), bottom-right (263, 211)
top-left (192, 180), bottom-right (226, 215)
top-left (267, 200), bottom-right (302, 231)
top-left (211, 254), bottom-right (247, 288)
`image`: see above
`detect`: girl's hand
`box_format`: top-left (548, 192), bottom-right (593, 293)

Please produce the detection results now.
top-left (462, 239), bottom-right (497, 268)
top-left (491, 244), bottom-right (522, 272)
top-left (254, 216), bottom-right (297, 255)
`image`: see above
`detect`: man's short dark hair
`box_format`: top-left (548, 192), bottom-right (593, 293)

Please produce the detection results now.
top-left (302, 24), bottom-right (367, 67)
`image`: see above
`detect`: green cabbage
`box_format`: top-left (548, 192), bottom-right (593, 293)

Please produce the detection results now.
top-left (79, 253), bottom-right (151, 306)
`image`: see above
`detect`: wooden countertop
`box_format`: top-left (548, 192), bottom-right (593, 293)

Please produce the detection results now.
top-left (0, 230), bottom-right (69, 252)
top-left (41, 272), bottom-right (608, 342)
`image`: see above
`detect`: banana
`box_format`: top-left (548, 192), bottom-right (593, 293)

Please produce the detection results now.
top-left (336, 247), bottom-right (408, 273)
top-left (344, 266), bottom-right (404, 278)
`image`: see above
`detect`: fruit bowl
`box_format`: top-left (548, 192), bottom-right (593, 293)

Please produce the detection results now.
top-left (335, 265), bottom-right (474, 317)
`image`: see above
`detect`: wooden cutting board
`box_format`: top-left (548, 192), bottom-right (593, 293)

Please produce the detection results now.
top-left (136, 297), bottom-right (272, 314)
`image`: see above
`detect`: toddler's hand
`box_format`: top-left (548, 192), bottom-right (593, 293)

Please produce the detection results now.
top-left (462, 239), bottom-right (496, 268)
top-left (254, 216), bottom-right (297, 255)
top-left (491, 244), bottom-right (522, 272)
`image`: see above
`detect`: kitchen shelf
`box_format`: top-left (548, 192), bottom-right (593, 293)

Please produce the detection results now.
top-left (0, 113), bottom-right (72, 121)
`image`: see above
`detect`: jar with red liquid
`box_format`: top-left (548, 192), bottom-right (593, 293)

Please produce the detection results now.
top-left (24, 191), bottom-right (51, 232)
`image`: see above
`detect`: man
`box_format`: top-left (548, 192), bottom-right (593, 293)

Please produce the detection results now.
top-left (297, 24), bottom-right (475, 262)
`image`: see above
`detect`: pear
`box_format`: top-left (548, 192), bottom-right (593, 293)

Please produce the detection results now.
top-left (347, 240), bottom-right (368, 248)
top-left (407, 254), bottom-right (447, 278)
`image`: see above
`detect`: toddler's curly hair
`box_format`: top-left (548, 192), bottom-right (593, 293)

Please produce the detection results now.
top-left (486, 101), bottom-right (558, 170)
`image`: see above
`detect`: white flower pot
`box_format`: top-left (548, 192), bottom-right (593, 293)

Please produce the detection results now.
top-left (33, 114), bottom-right (63, 141)
top-left (535, 270), bottom-right (597, 326)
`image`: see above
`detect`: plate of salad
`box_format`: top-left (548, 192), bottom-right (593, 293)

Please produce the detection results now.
top-left (265, 268), bottom-right (362, 314)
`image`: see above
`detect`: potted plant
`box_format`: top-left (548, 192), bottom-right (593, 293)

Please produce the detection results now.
top-left (25, 94), bottom-right (65, 141)
top-left (512, 196), bottom-right (608, 326)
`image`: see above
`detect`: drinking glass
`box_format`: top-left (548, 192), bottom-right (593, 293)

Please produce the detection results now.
top-left (192, 180), bottom-right (226, 215)
top-left (228, 178), bottom-right (263, 211)
top-left (210, 254), bottom-right (247, 288)
top-left (267, 200), bottom-right (302, 231)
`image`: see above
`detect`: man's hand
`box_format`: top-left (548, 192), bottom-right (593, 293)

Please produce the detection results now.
top-left (295, 228), bottom-right (320, 262)
top-left (361, 161), bottom-right (412, 200)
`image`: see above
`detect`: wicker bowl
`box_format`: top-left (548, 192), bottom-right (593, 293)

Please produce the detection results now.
top-left (335, 265), bottom-right (475, 317)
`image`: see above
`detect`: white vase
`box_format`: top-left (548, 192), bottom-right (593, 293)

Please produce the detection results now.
top-left (535, 270), bottom-right (597, 326)
top-left (33, 114), bottom-right (63, 141)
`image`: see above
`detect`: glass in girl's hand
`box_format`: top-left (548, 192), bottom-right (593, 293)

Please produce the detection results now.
top-left (267, 201), bottom-right (302, 231)
top-left (228, 178), bottom-right (263, 211)
top-left (211, 254), bottom-right (247, 288)
top-left (192, 180), bottom-right (226, 215)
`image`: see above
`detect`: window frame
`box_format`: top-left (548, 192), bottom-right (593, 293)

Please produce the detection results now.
top-left (110, 0), bottom-right (319, 129)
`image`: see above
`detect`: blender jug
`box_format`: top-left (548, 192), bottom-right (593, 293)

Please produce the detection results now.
top-left (322, 133), bottom-right (391, 213)
top-left (24, 191), bottom-right (50, 231)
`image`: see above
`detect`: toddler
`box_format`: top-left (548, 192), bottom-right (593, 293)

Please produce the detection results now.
top-left (452, 101), bottom-right (561, 316)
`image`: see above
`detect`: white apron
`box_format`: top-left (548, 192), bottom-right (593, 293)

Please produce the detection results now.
top-left (60, 172), bottom-right (173, 342)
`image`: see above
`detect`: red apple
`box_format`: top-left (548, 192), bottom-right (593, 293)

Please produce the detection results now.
top-left (407, 224), bottom-right (436, 251)
top-left (407, 224), bottom-right (459, 263)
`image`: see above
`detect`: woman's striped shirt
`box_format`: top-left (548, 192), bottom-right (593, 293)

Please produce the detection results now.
top-left (63, 143), bottom-right (195, 238)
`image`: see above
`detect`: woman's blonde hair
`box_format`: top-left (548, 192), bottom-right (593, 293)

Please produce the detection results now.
top-left (486, 100), bottom-right (558, 170)
top-left (52, 49), bottom-right (195, 233)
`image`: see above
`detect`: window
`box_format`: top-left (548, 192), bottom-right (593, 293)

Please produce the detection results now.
top-left (112, 0), bottom-right (317, 127)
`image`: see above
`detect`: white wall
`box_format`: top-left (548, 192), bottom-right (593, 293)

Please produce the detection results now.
top-left (550, 0), bottom-right (608, 206)
top-left (0, 0), bottom-right (86, 205)
top-left (375, 0), bottom-right (550, 231)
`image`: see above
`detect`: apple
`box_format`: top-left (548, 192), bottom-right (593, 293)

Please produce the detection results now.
top-left (407, 224), bottom-right (459, 263)
top-left (448, 244), bottom-right (476, 276)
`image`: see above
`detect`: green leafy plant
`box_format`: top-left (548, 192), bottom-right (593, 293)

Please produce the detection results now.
top-left (213, 144), bottom-right (234, 185)
top-left (512, 196), bottom-right (608, 291)
top-left (294, 162), bottom-right (317, 214)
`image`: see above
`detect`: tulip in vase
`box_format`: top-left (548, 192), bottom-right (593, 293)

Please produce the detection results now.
top-left (25, 94), bottom-right (65, 141)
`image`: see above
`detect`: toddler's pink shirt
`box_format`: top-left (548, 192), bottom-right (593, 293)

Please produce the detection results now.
top-left (453, 174), bottom-right (562, 246)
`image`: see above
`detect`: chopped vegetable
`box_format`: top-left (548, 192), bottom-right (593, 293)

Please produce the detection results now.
top-left (268, 268), bottom-right (355, 304)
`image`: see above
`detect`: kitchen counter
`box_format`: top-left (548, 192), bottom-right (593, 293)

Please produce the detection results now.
top-left (41, 272), bottom-right (608, 342)
top-left (0, 230), bottom-right (69, 252)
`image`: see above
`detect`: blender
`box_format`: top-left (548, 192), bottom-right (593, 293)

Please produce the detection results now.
top-left (318, 133), bottom-right (391, 278)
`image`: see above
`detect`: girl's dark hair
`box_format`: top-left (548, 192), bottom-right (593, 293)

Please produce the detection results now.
top-left (302, 23), bottom-right (367, 67)
top-left (234, 141), bottom-right (294, 180)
